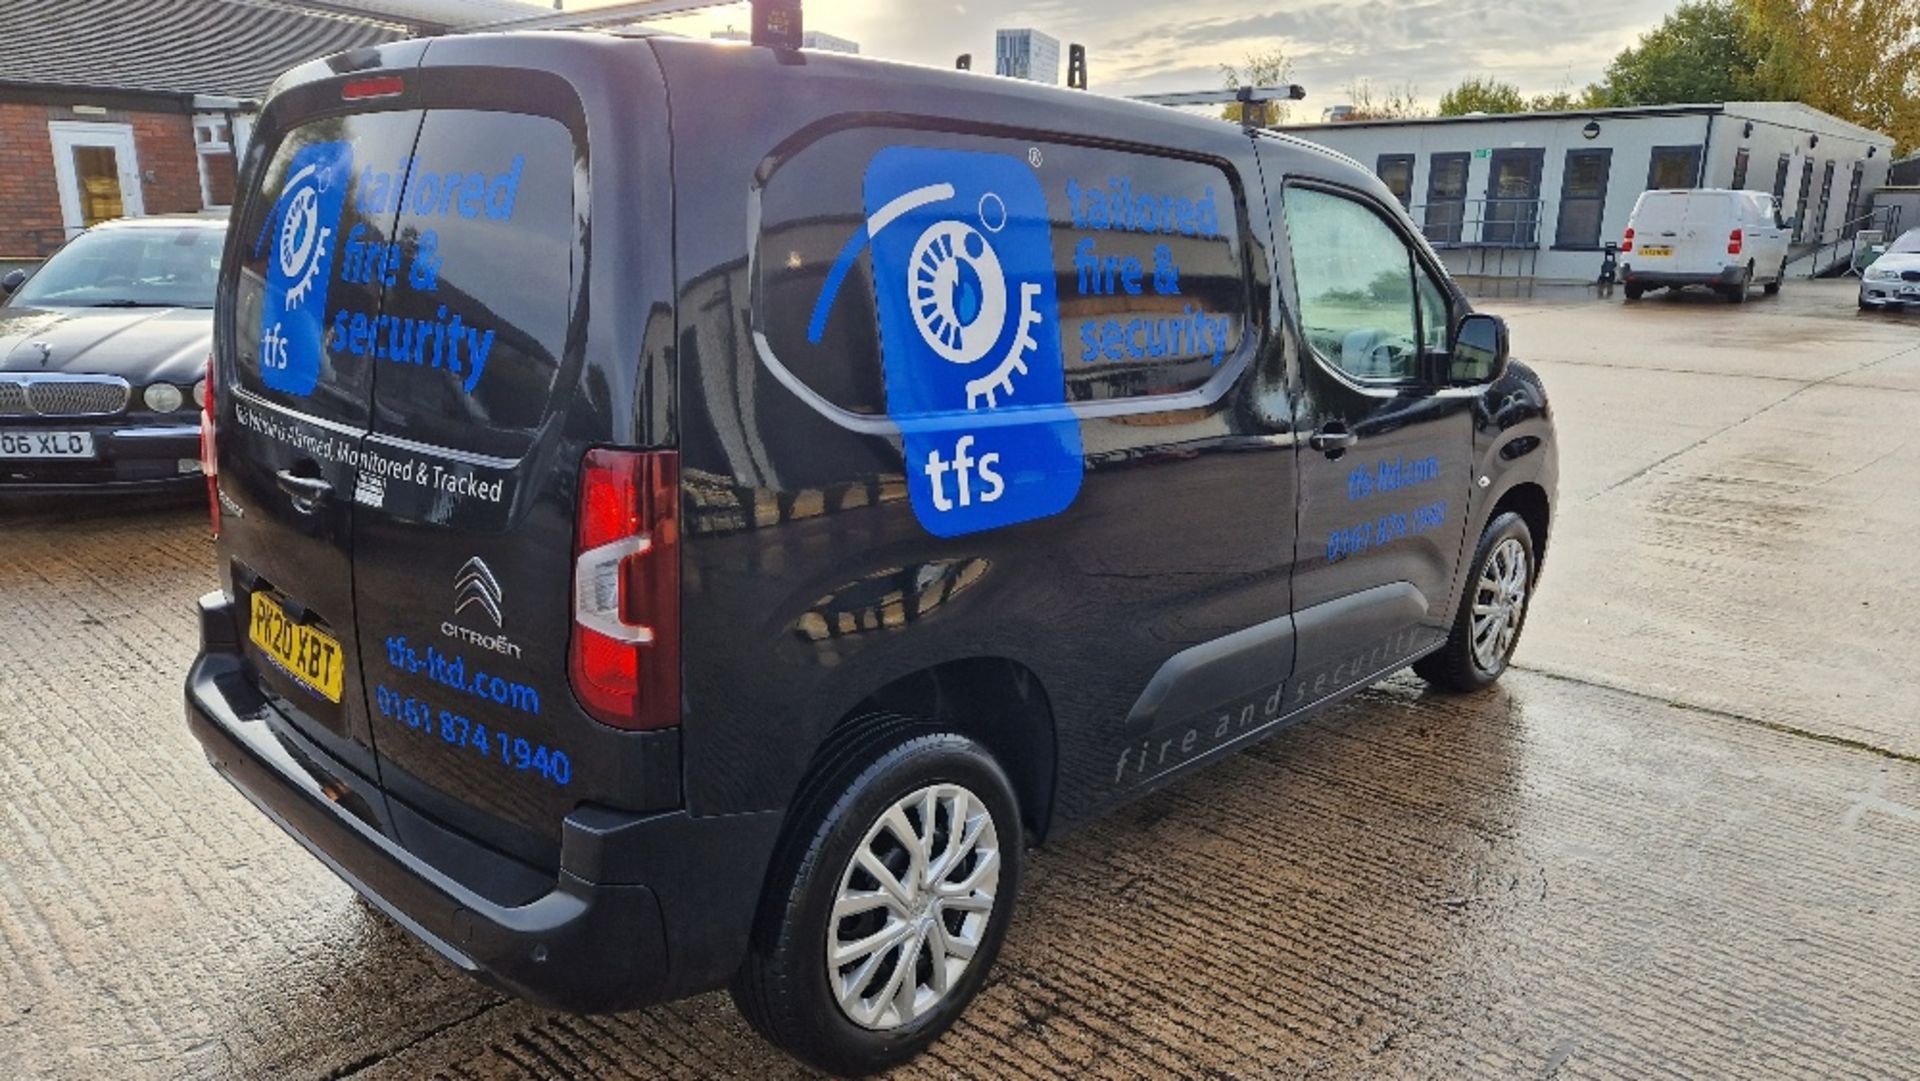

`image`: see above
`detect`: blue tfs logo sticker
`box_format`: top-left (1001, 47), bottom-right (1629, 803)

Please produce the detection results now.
top-left (814, 146), bottom-right (1083, 538)
top-left (256, 141), bottom-right (352, 398)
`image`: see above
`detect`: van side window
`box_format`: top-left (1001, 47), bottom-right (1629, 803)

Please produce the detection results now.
top-left (755, 129), bottom-right (1250, 412)
top-left (1284, 186), bottom-right (1425, 384)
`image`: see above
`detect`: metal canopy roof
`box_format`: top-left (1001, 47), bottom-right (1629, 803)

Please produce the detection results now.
top-left (0, 0), bottom-right (408, 100)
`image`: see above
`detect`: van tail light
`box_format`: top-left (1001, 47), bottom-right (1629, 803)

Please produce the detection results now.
top-left (1728, 228), bottom-right (1744, 255)
top-left (200, 352), bottom-right (219, 538)
top-left (1621, 227), bottom-right (1635, 253)
top-left (570, 449), bottom-right (680, 731)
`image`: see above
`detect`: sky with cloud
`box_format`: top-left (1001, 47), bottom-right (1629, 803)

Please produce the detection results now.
top-left (591, 0), bottom-right (1685, 110)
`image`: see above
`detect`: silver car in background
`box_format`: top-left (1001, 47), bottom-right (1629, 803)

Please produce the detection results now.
top-left (1859, 227), bottom-right (1920, 311)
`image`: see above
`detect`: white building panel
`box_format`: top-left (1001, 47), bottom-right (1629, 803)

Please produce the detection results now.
top-left (1281, 104), bottom-right (1894, 283)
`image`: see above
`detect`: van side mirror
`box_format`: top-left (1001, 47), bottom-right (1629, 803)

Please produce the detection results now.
top-left (1450, 313), bottom-right (1509, 384)
top-left (0, 268), bottom-right (24, 296)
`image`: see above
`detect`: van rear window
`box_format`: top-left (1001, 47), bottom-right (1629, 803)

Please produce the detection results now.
top-left (231, 109), bottom-right (425, 425)
top-left (366, 110), bottom-right (577, 461)
top-left (755, 128), bottom-right (1250, 413)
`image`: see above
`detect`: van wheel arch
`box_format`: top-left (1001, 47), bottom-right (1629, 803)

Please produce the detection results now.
top-left (835, 658), bottom-right (1057, 845)
top-left (1488, 481), bottom-right (1551, 572)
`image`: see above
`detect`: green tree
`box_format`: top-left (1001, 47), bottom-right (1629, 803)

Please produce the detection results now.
top-left (1528, 83), bottom-right (1614, 111)
top-left (1437, 76), bottom-right (1526, 116)
top-left (1341, 78), bottom-right (1427, 120)
top-left (1219, 49), bottom-right (1295, 127)
top-left (1739, 0), bottom-right (1920, 154)
top-left (1600, 0), bottom-right (1758, 106)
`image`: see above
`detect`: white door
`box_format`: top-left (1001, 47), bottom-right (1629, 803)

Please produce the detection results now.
top-left (48, 121), bottom-right (145, 238)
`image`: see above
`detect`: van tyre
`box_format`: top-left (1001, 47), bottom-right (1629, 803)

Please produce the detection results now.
top-left (1725, 266), bottom-right (1752, 303)
top-left (1764, 259), bottom-right (1785, 295)
top-left (1414, 512), bottom-right (1536, 692)
top-left (1623, 283), bottom-right (1645, 301)
top-left (731, 722), bottom-right (1022, 1077)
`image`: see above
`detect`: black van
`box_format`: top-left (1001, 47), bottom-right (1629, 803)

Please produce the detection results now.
top-left (185, 29), bottom-right (1556, 1076)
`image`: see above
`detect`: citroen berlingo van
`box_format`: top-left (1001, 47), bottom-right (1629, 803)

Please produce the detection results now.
top-left (185, 27), bottom-right (1556, 1076)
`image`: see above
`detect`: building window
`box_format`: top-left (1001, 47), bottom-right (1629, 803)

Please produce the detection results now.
top-left (1772, 153), bottom-right (1792, 201)
top-left (1731, 147), bottom-right (1751, 190)
top-left (1646, 145), bottom-right (1702, 189)
top-left (1555, 148), bottom-right (1611, 250)
top-left (1810, 160), bottom-right (1836, 242)
top-left (1484, 147), bottom-right (1543, 247)
top-left (1423, 152), bottom-right (1470, 245)
top-left (1794, 157), bottom-right (1814, 240)
top-left (193, 113), bottom-right (250, 209)
top-left (1844, 161), bottom-right (1866, 238)
top-left (1376, 154), bottom-right (1415, 207)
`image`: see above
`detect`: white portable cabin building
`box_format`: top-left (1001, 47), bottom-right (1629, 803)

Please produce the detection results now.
top-left (1278, 102), bottom-right (1895, 284)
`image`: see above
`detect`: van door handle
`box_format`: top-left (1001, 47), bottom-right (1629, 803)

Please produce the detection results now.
top-left (274, 469), bottom-right (333, 514)
top-left (1309, 424), bottom-right (1358, 457)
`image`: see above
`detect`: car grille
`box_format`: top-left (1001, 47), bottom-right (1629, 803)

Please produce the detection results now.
top-left (1903, 270), bottom-right (1920, 283)
top-left (0, 376), bottom-right (131, 417)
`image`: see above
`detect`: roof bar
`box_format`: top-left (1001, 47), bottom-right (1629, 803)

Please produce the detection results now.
top-left (1131, 85), bottom-right (1307, 130)
top-left (465, 0), bottom-right (802, 48)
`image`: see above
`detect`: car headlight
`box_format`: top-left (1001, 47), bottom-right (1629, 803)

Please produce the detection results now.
top-left (143, 383), bottom-right (186, 412)
top-left (192, 379), bottom-right (207, 409)
top-left (1866, 267), bottom-right (1899, 281)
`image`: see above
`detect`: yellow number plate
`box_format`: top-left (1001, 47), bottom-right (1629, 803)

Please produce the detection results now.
top-left (249, 592), bottom-right (344, 703)
top-left (1639, 245), bottom-right (1673, 257)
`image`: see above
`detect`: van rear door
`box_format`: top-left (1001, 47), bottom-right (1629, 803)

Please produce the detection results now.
top-left (1630, 191), bottom-right (1693, 268)
top-left (344, 68), bottom-right (678, 862)
top-left (219, 97), bottom-right (425, 779)
top-left (1638, 191), bottom-right (1740, 276)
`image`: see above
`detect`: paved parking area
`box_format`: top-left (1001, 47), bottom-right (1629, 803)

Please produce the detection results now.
top-left (3, 280), bottom-right (1917, 1079)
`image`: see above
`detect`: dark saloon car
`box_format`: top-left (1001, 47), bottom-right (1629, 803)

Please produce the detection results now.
top-left (1, 215), bottom-right (223, 492)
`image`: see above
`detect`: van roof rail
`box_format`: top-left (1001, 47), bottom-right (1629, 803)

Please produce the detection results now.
top-left (466, 0), bottom-right (804, 49)
top-left (1130, 86), bottom-right (1307, 131)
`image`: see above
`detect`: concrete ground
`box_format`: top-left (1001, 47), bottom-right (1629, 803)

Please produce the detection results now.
top-left (3, 279), bottom-right (1917, 1080)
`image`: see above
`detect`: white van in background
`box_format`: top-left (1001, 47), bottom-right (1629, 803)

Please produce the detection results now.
top-left (1620, 190), bottom-right (1792, 303)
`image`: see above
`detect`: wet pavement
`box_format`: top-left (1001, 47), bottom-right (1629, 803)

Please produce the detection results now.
top-left (4, 280), bottom-right (1918, 1079)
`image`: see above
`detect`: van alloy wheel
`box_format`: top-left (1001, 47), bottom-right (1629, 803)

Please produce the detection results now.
top-left (827, 783), bottom-right (1001, 1031)
top-left (1470, 537), bottom-right (1530, 672)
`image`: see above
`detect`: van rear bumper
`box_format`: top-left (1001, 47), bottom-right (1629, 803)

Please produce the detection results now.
top-left (184, 592), bottom-right (782, 1013)
top-left (1621, 265), bottom-right (1747, 288)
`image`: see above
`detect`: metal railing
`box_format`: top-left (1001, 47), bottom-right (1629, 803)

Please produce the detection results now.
top-left (1408, 198), bottom-right (1546, 249)
top-left (1798, 205), bottom-right (1906, 278)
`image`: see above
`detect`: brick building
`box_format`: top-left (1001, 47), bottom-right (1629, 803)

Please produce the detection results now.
top-left (0, 0), bottom-right (412, 261)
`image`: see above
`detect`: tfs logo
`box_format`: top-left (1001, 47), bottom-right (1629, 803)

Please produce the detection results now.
top-left (256, 141), bottom-right (351, 398)
top-left (815, 146), bottom-right (1082, 537)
